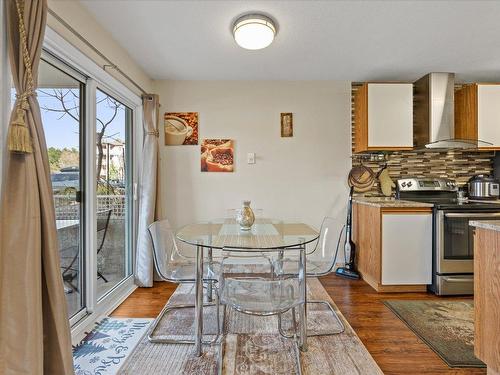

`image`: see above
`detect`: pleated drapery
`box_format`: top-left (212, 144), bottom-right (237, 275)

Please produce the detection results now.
top-left (135, 94), bottom-right (160, 287)
top-left (0, 0), bottom-right (74, 374)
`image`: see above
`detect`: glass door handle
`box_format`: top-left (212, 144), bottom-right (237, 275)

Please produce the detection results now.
top-left (76, 190), bottom-right (83, 203)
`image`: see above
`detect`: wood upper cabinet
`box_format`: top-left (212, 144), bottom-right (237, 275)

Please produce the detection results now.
top-left (354, 83), bottom-right (414, 153)
top-left (455, 83), bottom-right (500, 150)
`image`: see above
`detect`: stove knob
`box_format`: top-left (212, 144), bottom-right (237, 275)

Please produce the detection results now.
top-left (407, 181), bottom-right (413, 187)
top-left (401, 182), bottom-right (407, 188)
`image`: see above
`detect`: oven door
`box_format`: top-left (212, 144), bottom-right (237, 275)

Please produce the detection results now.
top-left (436, 211), bottom-right (500, 274)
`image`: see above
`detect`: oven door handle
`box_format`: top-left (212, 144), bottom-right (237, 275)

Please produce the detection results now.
top-left (442, 276), bottom-right (473, 283)
top-left (444, 212), bottom-right (500, 218)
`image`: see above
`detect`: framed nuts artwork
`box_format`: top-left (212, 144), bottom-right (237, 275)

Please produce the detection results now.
top-left (201, 139), bottom-right (234, 172)
top-left (281, 112), bottom-right (293, 137)
top-left (164, 112), bottom-right (198, 145)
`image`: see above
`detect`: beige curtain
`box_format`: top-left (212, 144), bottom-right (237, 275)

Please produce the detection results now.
top-left (135, 94), bottom-right (160, 287)
top-left (0, 0), bottom-right (73, 374)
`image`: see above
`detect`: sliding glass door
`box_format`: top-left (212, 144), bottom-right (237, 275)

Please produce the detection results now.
top-left (19, 45), bottom-right (140, 333)
top-left (37, 57), bottom-right (86, 321)
top-left (95, 88), bottom-right (133, 300)
top-left (8, 28), bottom-right (146, 338)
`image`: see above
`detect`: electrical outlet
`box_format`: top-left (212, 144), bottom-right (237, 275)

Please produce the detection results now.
top-left (247, 152), bottom-right (256, 164)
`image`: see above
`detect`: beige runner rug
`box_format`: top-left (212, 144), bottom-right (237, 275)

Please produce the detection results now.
top-left (119, 278), bottom-right (382, 375)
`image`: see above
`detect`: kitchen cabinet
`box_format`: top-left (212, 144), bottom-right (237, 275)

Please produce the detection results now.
top-left (353, 83), bottom-right (414, 153)
top-left (381, 213), bottom-right (432, 285)
top-left (471, 222), bottom-right (500, 375)
top-left (353, 202), bottom-right (432, 292)
top-left (455, 83), bottom-right (500, 150)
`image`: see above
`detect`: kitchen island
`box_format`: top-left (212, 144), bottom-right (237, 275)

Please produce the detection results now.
top-left (471, 220), bottom-right (500, 375)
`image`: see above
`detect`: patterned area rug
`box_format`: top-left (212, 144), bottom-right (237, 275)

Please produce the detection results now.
top-left (73, 317), bottom-right (152, 375)
top-left (119, 278), bottom-right (382, 374)
top-left (384, 300), bottom-right (486, 368)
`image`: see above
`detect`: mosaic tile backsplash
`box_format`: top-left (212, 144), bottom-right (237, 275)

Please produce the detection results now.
top-left (351, 150), bottom-right (494, 197)
top-left (351, 84), bottom-right (495, 197)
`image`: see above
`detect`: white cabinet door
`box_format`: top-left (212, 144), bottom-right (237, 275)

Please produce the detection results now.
top-left (478, 84), bottom-right (500, 148)
top-left (367, 84), bottom-right (413, 148)
top-left (381, 213), bottom-right (432, 285)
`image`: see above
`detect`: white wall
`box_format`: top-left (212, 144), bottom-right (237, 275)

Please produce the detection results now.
top-left (154, 80), bottom-right (352, 231)
top-left (47, 0), bottom-right (152, 95)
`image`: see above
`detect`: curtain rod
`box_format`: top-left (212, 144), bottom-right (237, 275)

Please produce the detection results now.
top-left (47, 8), bottom-right (148, 96)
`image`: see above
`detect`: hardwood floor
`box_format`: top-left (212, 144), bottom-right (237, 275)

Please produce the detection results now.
top-left (112, 281), bottom-right (177, 319)
top-left (319, 276), bottom-right (484, 375)
top-left (111, 275), bottom-right (485, 375)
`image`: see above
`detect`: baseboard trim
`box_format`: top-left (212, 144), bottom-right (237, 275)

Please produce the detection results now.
top-left (360, 271), bottom-right (427, 293)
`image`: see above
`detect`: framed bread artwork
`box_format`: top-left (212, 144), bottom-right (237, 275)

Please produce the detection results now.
top-left (201, 139), bottom-right (234, 172)
top-left (281, 112), bottom-right (293, 137)
top-left (164, 112), bottom-right (198, 145)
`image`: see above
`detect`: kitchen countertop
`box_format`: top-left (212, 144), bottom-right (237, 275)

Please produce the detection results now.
top-left (470, 220), bottom-right (500, 232)
top-left (353, 197), bottom-right (434, 208)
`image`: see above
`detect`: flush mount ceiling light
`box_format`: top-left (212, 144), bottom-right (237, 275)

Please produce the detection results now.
top-left (233, 13), bottom-right (276, 50)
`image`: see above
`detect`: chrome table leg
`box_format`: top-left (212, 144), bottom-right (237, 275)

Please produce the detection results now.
top-left (194, 242), bottom-right (204, 356)
top-left (207, 247), bottom-right (213, 302)
top-left (298, 241), bottom-right (308, 351)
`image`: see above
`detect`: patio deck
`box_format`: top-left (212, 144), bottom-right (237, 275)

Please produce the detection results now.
top-left (55, 195), bottom-right (129, 317)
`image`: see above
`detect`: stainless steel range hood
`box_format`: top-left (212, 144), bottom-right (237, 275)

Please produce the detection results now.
top-left (413, 73), bottom-right (488, 150)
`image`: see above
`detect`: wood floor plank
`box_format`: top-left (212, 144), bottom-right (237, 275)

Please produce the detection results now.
top-left (111, 275), bottom-right (485, 375)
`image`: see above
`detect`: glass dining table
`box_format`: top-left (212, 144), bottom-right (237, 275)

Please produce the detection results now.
top-left (176, 218), bottom-right (319, 356)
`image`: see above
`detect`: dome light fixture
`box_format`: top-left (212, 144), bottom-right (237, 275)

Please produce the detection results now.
top-left (232, 13), bottom-right (276, 50)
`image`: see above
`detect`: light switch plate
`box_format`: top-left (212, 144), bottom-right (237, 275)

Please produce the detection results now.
top-left (247, 152), bottom-right (256, 164)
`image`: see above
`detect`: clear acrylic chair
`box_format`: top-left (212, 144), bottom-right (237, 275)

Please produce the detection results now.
top-left (273, 217), bottom-right (346, 338)
top-left (219, 247), bottom-right (305, 374)
top-left (147, 219), bottom-right (222, 344)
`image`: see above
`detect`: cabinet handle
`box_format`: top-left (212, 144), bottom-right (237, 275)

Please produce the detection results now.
top-left (442, 277), bottom-right (473, 283)
top-left (444, 212), bottom-right (500, 218)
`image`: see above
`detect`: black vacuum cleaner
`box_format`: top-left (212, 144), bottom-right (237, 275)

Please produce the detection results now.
top-left (335, 186), bottom-right (361, 280)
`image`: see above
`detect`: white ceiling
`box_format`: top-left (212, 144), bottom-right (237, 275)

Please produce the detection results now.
top-left (80, 0), bottom-right (500, 82)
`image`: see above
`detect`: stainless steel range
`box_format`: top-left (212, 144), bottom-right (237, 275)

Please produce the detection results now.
top-left (396, 177), bottom-right (500, 295)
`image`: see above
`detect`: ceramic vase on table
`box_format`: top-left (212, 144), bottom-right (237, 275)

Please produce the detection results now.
top-left (236, 200), bottom-right (255, 230)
